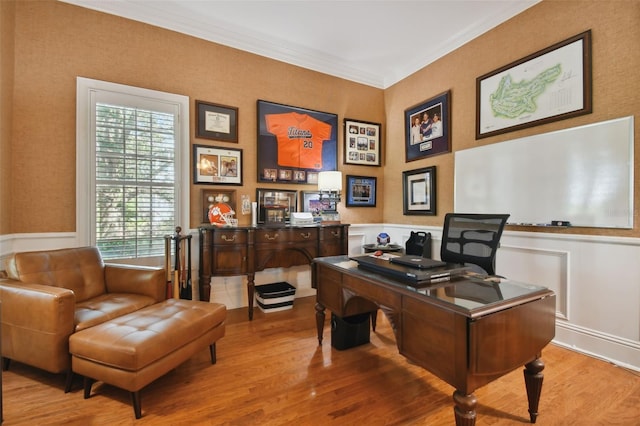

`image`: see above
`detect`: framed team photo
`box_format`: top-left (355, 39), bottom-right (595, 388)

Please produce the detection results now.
top-left (344, 118), bottom-right (381, 166)
top-left (404, 90), bottom-right (451, 162)
top-left (257, 100), bottom-right (338, 184)
top-left (346, 175), bottom-right (377, 207)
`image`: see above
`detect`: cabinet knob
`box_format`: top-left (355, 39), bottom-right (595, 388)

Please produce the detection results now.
top-left (221, 234), bottom-right (236, 242)
top-left (300, 232), bottom-right (311, 239)
top-left (264, 233), bottom-right (278, 241)
top-left (331, 230), bottom-right (340, 237)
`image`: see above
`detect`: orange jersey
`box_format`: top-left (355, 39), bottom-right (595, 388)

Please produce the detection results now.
top-left (265, 112), bottom-right (331, 170)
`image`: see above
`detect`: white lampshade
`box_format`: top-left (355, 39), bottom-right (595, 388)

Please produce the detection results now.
top-left (317, 171), bottom-right (343, 192)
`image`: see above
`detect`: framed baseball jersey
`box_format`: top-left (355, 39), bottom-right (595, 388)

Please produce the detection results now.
top-left (257, 100), bottom-right (338, 184)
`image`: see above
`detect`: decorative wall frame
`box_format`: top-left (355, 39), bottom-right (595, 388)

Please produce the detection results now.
top-left (201, 189), bottom-right (236, 224)
top-left (346, 175), bottom-right (377, 207)
top-left (196, 100), bottom-right (238, 143)
top-left (256, 188), bottom-right (298, 224)
top-left (404, 90), bottom-right (451, 162)
top-left (257, 100), bottom-right (338, 184)
top-left (300, 190), bottom-right (335, 217)
top-left (193, 145), bottom-right (243, 185)
top-left (344, 118), bottom-right (381, 166)
top-left (476, 30), bottom-right (592, 139)
top-left (403, 166), bottom-right (436, 216)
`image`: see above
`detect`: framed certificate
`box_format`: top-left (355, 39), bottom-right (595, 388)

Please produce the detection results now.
top-left (196, 100), bottom-right (238, 143)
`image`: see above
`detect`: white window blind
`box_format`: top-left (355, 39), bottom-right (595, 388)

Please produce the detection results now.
top-left (77, 78), bottom-right (189, 263)
top-left (94, 103), bottom-right (176, 259)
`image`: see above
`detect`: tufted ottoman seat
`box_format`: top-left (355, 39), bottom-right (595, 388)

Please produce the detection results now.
top-left (69, 298), bottom-right (226, 419)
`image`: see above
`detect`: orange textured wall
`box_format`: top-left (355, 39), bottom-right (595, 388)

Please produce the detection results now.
top-left (7, 0), bottom-right (384, 233)
top-left (4, 0), bottom-right (640, 238)
top-left (383, 0), bottom-right (640, 237)
top-left (0, 0), bottom-right (15, 235)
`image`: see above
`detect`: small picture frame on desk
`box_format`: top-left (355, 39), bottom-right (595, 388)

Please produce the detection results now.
top-left (256, 188), bottom-right (297, 224)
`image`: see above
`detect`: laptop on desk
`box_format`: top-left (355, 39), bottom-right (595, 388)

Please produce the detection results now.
top-left (350, 254), bottom-right (469, 287)
top-left (389, 255), bottom-right (446, 269)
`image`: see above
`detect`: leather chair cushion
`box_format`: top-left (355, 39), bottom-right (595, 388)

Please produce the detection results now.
top-left (69, 299), bottom-right (226, 371)
top-left (75, 293), bottom-right (159, 332)
top-left (9, 247), bottom-right (106, 302)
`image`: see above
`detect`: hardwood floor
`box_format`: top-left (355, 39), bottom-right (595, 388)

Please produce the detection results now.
top-left (3, 296), bottom-right (639, 425)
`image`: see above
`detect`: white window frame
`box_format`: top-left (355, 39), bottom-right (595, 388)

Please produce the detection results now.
top-left (76, 77), bottom-right (190, 265)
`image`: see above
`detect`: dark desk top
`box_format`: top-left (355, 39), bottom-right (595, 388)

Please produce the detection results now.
top-left (314, 255), bottom-right (552, 318)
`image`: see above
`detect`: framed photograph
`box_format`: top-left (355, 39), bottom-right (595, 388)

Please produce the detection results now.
top-left (344, 119), bottom-right (381, 166)
top-left (403, 166), bottom-right (436, 216)
top-left (476, 30), bottom-right (592, 139)
top-left (257, 100), bottom-right (338, 184)
top-left (256, 189), bottom-right (297, 224)
top-left (404, 90), bottom-right (451, 162)
top-left (346, 175), bottom-right (377, 207)
top-left (196, 100), bottom-right (238, 143)
top-left (300, 190), bottom-right (335, 218)
top-left (201, 189), bottom-right (236, 223)
top-left (193, 144), bottom-right (243, 185)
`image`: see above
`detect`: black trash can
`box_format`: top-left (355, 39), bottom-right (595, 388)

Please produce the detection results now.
top-left (331, 312), bottom-right (370, 350)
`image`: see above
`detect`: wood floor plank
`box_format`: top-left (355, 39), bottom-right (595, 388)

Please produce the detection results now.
top-left (2, 296), bottom-right (639, 425)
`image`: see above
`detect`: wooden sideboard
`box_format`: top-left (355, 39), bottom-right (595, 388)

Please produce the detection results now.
top-left (198, 224), bottom-right (349, 319)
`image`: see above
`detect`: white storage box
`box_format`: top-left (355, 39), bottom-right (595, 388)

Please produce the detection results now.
top-left (255, 282), bottom-right (296, 313)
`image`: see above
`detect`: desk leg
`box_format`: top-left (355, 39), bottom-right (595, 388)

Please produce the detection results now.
top-left (524, 357), bottom-right (545, 423)
top-left (247, 273), bottom-right (255, 320)
top-left (315, 302), bottom-right (325, 345)
top-left (453, 390), bottom-right (477, 426)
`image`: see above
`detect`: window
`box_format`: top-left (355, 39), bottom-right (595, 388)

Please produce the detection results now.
top-left (77, 78), bottom-right (189, 263)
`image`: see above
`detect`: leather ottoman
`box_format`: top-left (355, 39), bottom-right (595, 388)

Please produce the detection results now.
top-left (69, 299), bottom-right (226, 419)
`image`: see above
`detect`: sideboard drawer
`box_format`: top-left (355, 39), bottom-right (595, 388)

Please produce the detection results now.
top-left (212, 229), bottom-right (247, 245)
top-left (256, 228), bottom-right (318, 243)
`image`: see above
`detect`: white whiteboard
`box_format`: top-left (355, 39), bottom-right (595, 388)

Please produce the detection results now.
top-left (455, 116), bottom-right (634, 228)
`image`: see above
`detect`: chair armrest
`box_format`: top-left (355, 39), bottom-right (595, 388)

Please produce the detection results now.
top-left (104, 264), bottom-right (166, 302)
top-left (0, 279), bottom-right (76, 373)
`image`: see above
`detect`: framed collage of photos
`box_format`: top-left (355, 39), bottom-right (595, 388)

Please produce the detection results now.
top-left (344, 119), bottom-right (381, 166)
top-left (193, 144), bottom-right (243, 185)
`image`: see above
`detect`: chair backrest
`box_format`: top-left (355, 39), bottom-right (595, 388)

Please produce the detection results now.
top-left (440, 213), bottom-right (510, 275)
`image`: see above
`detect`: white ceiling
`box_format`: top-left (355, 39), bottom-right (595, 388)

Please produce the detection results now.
top-left (60, 0), bottom-right (540, 89)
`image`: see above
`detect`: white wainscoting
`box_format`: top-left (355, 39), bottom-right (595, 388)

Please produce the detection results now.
top-left (2, 224), bottom-right (639, 372)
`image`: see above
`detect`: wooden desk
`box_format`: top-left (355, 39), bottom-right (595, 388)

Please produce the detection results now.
top-left (199, 224), bottom-right (349, 319)
top-left (312, 256), bottom-right (556, 426)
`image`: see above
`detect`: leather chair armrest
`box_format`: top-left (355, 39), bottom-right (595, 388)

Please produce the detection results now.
top-left (0, 279), bottom-right (76, 373)
top-left (104, 264), bottom-right (166, 302)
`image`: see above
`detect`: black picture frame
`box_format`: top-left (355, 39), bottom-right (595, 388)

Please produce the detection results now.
top-left (403, 166), bottom-right (436, 215)
top-left (476, 30), bottom-right (592, 139)
top-left (404, 90), bottom-right (451, 162)
top-left (196, 100), bottom-right (238, 143)
top-left (346, 175), bottom-right (377, 207)
top-left (257, 100), bottom-right (338, 184)
top-left (256, 188), bottom-right (297, 224)
top-left (193, 144), bottom-right (243, 185)
top-left (344, 118), bottom-right (381, 166)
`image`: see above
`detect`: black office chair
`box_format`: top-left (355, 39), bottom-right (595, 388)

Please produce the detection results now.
top-left (440, 213), bottom-right (510, 275)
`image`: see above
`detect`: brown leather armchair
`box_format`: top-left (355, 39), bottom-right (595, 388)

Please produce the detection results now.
top-left (0, 246), bottom-right (165, 391)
